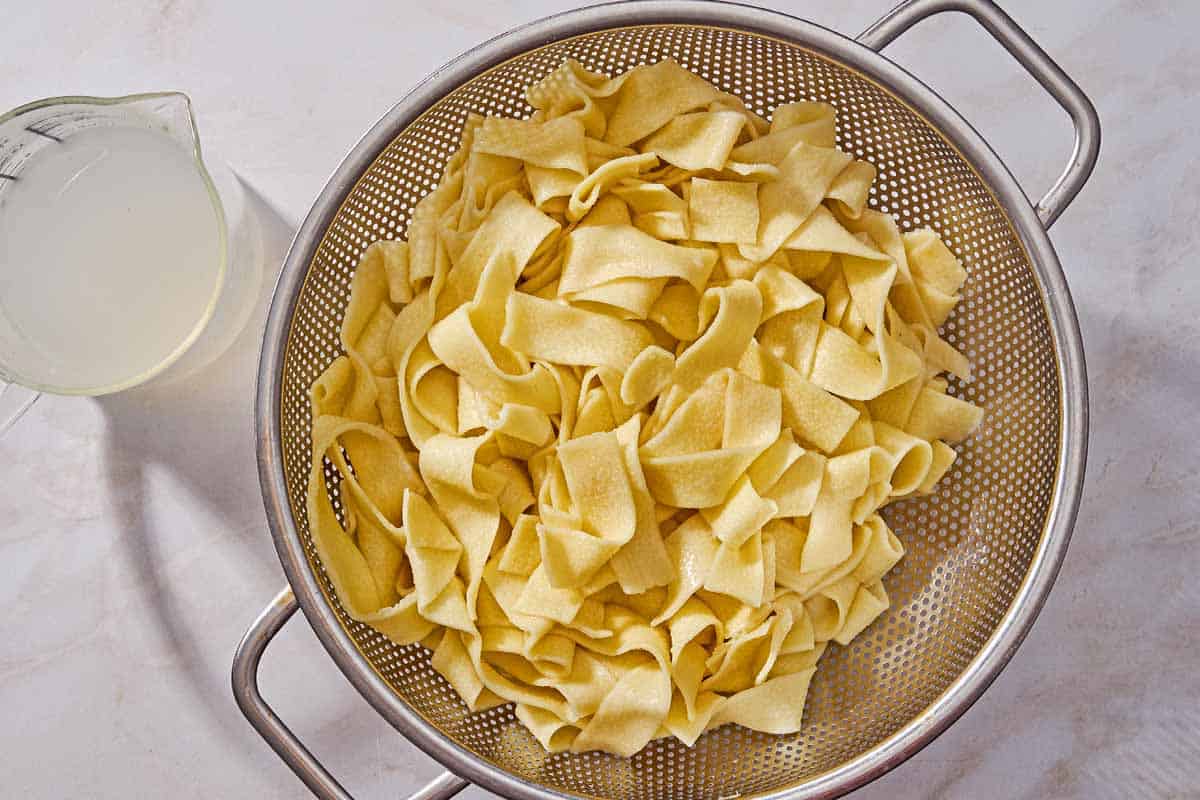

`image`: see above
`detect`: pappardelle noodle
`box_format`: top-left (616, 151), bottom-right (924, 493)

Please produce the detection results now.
top-left (307, 59), bottom-right (982, 757)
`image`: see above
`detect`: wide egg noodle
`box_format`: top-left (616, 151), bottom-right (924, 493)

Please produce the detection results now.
top-left (305, 57), bottom-right (983, 756)
top-left (640, 111), bottom-right (747, 171)
top-left (688, 178), bottom-right (760, 244)
top-left (472, 116), bottom-right (589, 175)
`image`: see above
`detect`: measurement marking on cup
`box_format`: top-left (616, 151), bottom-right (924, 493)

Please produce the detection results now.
top-left (25, 125), bottom-right (63, 143)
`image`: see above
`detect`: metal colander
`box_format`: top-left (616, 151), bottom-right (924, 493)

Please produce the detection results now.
top-left (233, 2), bottom-right (1098, 798)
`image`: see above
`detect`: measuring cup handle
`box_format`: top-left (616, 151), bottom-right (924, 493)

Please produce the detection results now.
top-left (232, 586), bottom-right (470, 800)
top-left (857, 0), bottom-right (1101, 229)
top-left (0, 380), bottom-right (39, 436)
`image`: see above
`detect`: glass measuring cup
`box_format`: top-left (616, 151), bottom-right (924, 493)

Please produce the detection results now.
top-left (0, 92), bottom-right (261, 432)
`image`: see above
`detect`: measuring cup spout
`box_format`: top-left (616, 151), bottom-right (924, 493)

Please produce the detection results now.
top-left (121, 92), bottom-right (204, 159)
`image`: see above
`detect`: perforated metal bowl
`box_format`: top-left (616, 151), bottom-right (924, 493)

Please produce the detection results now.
top-left (233, 2), bottom-right (1098, 798)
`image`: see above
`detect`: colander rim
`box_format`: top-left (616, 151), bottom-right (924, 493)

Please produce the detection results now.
top-left (255, 2), bottom-right (1088, 798)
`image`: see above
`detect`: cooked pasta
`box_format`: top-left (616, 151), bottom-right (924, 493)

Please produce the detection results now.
top-left (306, 58), bottom-right (982, 757)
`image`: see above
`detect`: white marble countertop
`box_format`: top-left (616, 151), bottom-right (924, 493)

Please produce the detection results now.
top-left (2, 1), bottom-right (1197, 797)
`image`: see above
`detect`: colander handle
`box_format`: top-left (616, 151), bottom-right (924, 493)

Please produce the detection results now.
top-left (232, 587), bottom-right (470, 800)
top-left (857, 0), bottom-right (1100, 228)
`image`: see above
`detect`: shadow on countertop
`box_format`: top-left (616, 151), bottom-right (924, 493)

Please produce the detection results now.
top-left (95, 176), bottom-right (294, 744)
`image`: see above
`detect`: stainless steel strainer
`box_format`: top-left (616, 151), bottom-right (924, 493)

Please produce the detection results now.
top-left (232, 1), bottom-right (1098, 798)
